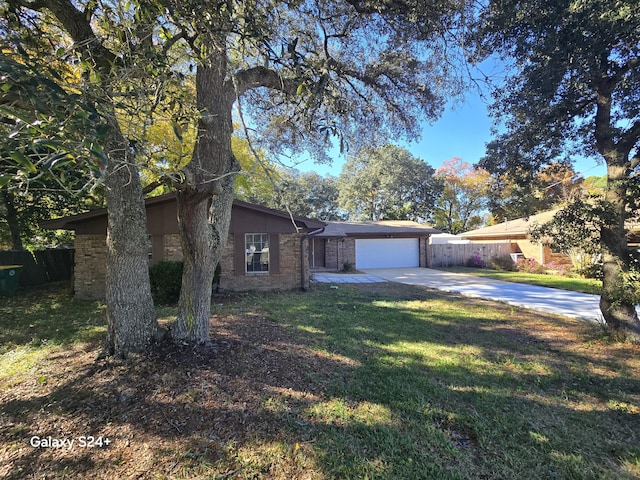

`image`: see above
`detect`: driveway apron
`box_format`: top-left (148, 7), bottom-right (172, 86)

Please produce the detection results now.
top-left (361, 267), bottom-right (619, 324)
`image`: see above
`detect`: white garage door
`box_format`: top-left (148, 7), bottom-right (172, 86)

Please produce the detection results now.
top-left (355, 238), bottom-right (420, 269)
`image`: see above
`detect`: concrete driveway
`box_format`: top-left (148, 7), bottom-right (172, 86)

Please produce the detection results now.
top-left (361, 267), bottom-right (612, 324)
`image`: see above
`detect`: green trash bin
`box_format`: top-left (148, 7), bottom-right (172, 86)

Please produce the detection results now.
top-left (0, 265), bottom-right (23, 296)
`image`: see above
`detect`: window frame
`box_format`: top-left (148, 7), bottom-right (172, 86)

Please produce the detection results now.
top-left (245, 233), bottom-right (270, 274)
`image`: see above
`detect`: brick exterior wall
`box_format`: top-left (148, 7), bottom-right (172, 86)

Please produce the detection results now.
top-left (218, 233), bottom-right (308, 291)
top-left (324, 237), bottom-right (357, 270)
top-left (72, 231), bottom-right (309, 299)
top-left (74, 234), bottom-right (107, 300)
top-left (163, 234), bottom-right (182, 261)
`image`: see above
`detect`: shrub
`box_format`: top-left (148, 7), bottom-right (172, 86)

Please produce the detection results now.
top-left (577, 262), bottom-right (603, 279)
top-left (490, 255), bottom-right (517, 272)
top-left (546, 261), bottom-right (572, 276)
top-left (149, 261), bottom-right (184, 305)
top-left (149, 261), bottom-right (223, 304)
top-left (516, 257), bottom-right (546, 274)
top-left (343, 261), bottom-right (354, 272)
top-left (466, 252), bottom-right (486, 268)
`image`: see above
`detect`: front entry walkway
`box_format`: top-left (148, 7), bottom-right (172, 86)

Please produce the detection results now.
top-left (312, 272), bottom-right (386, 284)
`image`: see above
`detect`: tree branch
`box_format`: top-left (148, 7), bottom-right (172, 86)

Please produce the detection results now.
top-left (228, 66), bottom-right (299, 99)
top-left (618, 118), bottom-right (640, 160)
top-left (11, 0), bottom-right (118, 72)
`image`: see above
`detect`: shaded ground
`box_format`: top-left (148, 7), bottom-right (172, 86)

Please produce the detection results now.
top-left (1, 297), bottom-right (330, 479)
top-left (1, 282), bottom-right (639, 479)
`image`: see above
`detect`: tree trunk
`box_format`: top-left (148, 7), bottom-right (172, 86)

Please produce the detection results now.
top-left (1, 190), bottom-right (24, 250)
top-left (172, 175), bottom-right (235, 344)
top-left (104, 128), bottom-right (159, 357)
top-left (171, 50), bottom-right (238, 344)
top-left (599, 163), bottom-right (640, 341)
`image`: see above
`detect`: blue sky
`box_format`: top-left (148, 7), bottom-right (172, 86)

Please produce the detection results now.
top-left (290, 90), bottom-right (608, 180)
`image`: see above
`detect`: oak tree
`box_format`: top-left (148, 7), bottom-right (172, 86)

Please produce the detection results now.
top-left (338, 145), bottom-right (442, 221)
top-left (475, 0), bottom-right (640, 339)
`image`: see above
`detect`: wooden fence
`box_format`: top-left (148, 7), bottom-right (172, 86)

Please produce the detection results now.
top-left (0, 249), bottom-right (74, 286)
top-left (428, 243), bottom-right (512, 268)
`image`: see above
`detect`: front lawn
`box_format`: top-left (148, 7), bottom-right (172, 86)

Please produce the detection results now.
top-left (1, 282), bottom-right (638, 479)
top-left (436, 266), bottom-right (603, 295)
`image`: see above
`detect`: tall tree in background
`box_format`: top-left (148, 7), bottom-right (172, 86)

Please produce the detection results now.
top-left (338, 145), bottom-right (442, 221)
top-left (475, 0), bottom-right (640, 339)
top-left (240, 169), bottom-right (344, 221)
top-left (487, 163), bottom-right (586, 222)
top-left (433, 157), bottom-right (491, 233)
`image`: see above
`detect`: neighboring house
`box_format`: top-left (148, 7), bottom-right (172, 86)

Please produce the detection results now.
top-left (460, 210), bottom-right (563, 265)
top-left (462, 210), bottom-right (640, 265)
top-left (42, 193), bottom-right (325, 299)
top-left (308, 220), bottom-right (441, 270)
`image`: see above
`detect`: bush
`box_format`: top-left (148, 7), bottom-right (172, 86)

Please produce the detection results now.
top-left (466, 252), bottom-right (486, 268)
top-left (149, 261), bottom-right (184, 305)
top-left (546, 261), bottom-right (572, 276)
top-left (516, 257), bottom-right (546, 274)
top-left (577, 262), bottom-right (603, 279)
top-left (490, 255), bottom-right (517, 272)
top-left (149, 261), bottom-right (223, 305)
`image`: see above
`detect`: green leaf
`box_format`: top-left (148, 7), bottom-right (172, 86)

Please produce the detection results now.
top-left (0, 105), bottom-right (34, 124)
top-left (0, 176), bottom-right (12, 189)
top-left (89, 69), bottom-right (101, 85)
top-left (94, 124), bottom-right (111, 139)
top-left (9, 151), bottom-right (37, 174)
top-left (171, 120), bottom-right (183, 141)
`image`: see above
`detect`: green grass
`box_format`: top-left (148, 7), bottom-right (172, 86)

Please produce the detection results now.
top-left (252, 285), bottom-right (640, 479)
top-left (437, 266), bottom-right (603, 294)
top-left (2, 282), bottom-right (638, 479)
top-left (0, 282), bottom-right (106, 385)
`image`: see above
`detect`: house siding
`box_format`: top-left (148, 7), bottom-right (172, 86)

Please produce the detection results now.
top-left (72, 231), bottom-right (309, 299)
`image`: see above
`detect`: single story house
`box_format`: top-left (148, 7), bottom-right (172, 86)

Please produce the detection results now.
top-left (308, 220), bottom-right (441, 270)
top-left (460, 210), bottom-right (565, 265)
top-left (42, 193), bottom-right (325, 299)
top-left (461, 210), bottom-right (640, 265)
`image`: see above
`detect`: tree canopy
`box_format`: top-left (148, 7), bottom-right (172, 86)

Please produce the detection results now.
top-left (433, 157), bottom-right (491, 234)
top-left (474, 0), bottom-right (640, 339)
top-left (338, 144), bottom-right (442, 221)
top-left (3, 0), bottom-right (473, 354)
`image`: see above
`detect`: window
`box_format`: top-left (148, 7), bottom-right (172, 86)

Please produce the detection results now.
top-left (245, 233), bottom-right (269, 273)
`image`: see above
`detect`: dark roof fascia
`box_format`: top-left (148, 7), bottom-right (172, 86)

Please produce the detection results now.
top-left (343, 232), bottom-right (435, 239)
top-left (232, 199), bottom-right (326, 230)
top-left (39, 192), bottom-right (177, 230)
top-left (310, 224), bottom-right (441, 238)
top-left (41, 193), bottom-right (326, 231)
